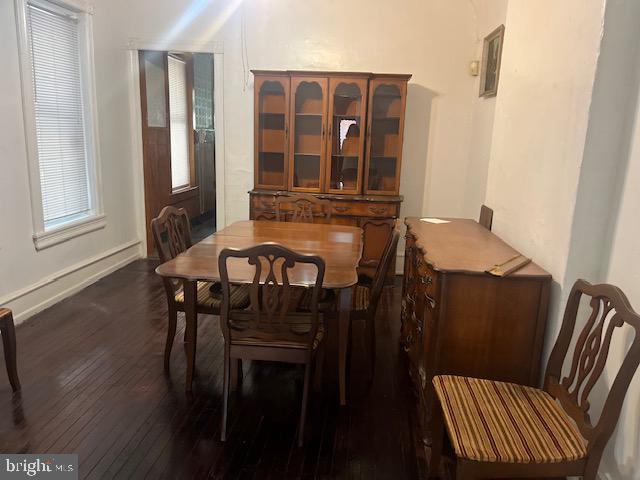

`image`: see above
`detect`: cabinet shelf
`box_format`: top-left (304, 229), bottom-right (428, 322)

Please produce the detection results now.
top-left (295, 113), bottom-right (323, 117)
top-left (295, 152), bottom-right (321, 156)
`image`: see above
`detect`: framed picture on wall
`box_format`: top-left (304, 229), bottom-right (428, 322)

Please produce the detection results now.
top-left (479, 25), bottom-right (505, 97)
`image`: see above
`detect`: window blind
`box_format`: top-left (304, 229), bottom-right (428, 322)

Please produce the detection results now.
top-left (168, 55), bottom-right (190, 190)
top-left (27, 2), bottom-right (91, 229)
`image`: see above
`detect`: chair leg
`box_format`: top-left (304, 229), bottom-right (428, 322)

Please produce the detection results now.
top-left (220, 348), bottom-right (231, 442)
top-left (428, 403), bottom-right (445, 479)
top-left (298, 362), bottom-right (312, 447)
top-left (1, 313), bottom-right (20, 392)
top-left (367, 311), bottom-right (376, 380)
top-left (164, 306), bottom-right (178, 371)
top-left (313, 342), bottom-right (325, 392)
top-left (230, 359), bottom-right (242, 391)
top-left (583, 454), bottom-right (603, 480)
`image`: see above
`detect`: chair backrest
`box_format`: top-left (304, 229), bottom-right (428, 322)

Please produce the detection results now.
top-left (544, 279), bottom-right (640, 454)
top-left (218, 243), bottom-right (326, 350)
top-left (275, 193), bottom-right (332, 223)
top-left (479, 204), bottom-right (493, 230)
top-left (151, 206), bottom-right (192, 300)
top-left (367, 229), bottom-right (401, 315)
top-left (151, 206), bottom-right (192, 264)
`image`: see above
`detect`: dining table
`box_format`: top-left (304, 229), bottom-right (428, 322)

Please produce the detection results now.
top-left (155, 220), bottom-right (363, 406)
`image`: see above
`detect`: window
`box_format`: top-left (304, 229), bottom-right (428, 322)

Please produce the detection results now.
top-left (168, 55), bottom-right (190, 191)
top-left (16, 0), bottom-right (104, 250)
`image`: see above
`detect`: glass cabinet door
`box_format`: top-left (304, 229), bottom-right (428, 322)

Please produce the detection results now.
top-left (325, 78), bottom-right (368, 194)
top-left (289, 77), bottom-right (328, 192)
top-left (254, 75), bottom-right (289, 190)
top-left (364, 79), bottom-right (407, 195)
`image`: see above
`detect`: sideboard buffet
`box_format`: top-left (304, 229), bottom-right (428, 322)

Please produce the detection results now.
top-left (401, 217), bottom-right (552, 450)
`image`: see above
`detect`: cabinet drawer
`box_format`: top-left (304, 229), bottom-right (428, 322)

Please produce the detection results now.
top-left (331, 201), bottom-right (399, 218)
top-left (251, 194), bottom-right (277, 211)
top-left (252, 211), bottom-right (276, 221)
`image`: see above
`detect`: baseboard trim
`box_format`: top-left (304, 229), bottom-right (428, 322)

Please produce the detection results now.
top-left (0, 240), bottom-right (141, 324)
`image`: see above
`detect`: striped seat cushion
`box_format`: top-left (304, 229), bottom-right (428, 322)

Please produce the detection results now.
top-left (433, 375), bottom-right (587, 464)
top-left (353, 285), bottom-right (370, 312)
top-left (230, 321), bottom-right (325, 350)
top-left (295, 288), bottom-right (336, 312)
top-left (175, 282), bottom-right (250, 311)
top-left (296, 285), bottom-right (370, 312)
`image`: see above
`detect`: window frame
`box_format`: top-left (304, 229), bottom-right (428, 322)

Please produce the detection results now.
top-left (15, 0), bottom-right (105, 251)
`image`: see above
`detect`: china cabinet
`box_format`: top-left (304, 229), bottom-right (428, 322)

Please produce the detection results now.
top-left (251, 70), bottom-right (411, 277)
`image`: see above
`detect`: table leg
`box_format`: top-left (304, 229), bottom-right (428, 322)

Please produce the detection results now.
top-left (184, 280), bottom-right (197, 392)
top-left (338, 286), bottom-right (352, 406)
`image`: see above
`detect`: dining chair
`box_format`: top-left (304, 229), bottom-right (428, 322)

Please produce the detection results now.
top-left (429, 279), bottom-right (640, 479)
top-left (357, 218), bottom-right (397, 285)
top-left (218, 243), bottom-right (326, 446)
top-left (151, 206), bottom-right (250, 371)
top-left (0, 308), bottom-right (20, 391)
top-left (275, 193), bottom-right (332, 223)
top-left (352, 229), bottom-right (400, 375)
top-left (478, 204), bottom-right (493, 230)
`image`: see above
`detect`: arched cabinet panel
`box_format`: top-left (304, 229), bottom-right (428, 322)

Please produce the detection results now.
top-left (254, 75), bottom-right (290, 190)
top-left (364, 78), bottom-right (408, 196)
top-left (325, 77), bottom-right (368, 195)
top-left (288, 76), bottom-right (328, 193)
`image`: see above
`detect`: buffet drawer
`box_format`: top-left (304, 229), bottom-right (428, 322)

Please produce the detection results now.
top-left (331, 200), bottom-right (399, 218)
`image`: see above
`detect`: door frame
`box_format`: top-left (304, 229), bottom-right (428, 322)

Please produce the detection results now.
top-left (127, 39), bottom-right (225, 257)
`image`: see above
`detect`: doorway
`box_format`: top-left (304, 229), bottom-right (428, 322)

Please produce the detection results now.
top-left (138, 50), bottom-right (216, 256)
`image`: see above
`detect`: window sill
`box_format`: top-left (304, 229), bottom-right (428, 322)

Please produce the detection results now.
top-left (33, 213), bottom-right (107, 251)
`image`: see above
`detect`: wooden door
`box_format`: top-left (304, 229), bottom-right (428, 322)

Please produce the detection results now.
top-left (139, 51), bottom-right (171, 255)
top-left (288, 76), bottom-right (328, 193)
top-left (324, 77), bottom-right (368, 195)
top-left (364, 77), bottom-right (408, 195)
top-left (254, 74), bottom-right (290, 190)
top-left (139, 50), bottom-right (199, 255)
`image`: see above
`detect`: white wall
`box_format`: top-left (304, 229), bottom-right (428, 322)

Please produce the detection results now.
top-left (485, 0), bottom-right (606, 361)
top-left (94, 0), bottom-right (507, 273)
top-left (596, 3), bottom-right (640, 472)
top-left (486, 0), bottom-right (605, 283)
top-left (485, 1), bottom-right (640, 479)
top-left (0, 1), bottom-right (141, 323)
top-left (603, 88), bottom-right (640, 479)
top-left (95, 0), bottom-right (505, 224)
top-left (563, 1), bottom-right (640, 477)
top-left (0, 0), bottom-right (506, 320)
top-left (459, 0), bottom-right (508, 218)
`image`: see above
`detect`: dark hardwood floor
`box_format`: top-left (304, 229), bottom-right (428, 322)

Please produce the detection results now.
top-left (0, 260), bottom-right (421, 479)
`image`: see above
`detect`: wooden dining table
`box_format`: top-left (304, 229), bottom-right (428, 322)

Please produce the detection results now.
top-left (155, 220), bottom-right (363, 405)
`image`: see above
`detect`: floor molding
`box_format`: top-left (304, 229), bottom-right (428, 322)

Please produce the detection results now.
top-left (0, 240), bottom-right (141, 324)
